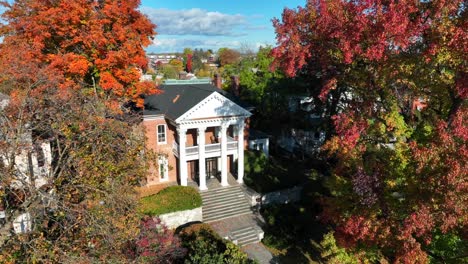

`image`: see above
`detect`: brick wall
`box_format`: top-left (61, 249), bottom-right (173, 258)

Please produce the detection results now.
top-left (143, 117), bottom-right (178, 186)
top-left (143, 118), bottom-right (250, 187)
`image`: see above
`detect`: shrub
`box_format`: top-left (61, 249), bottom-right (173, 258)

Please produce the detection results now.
top-left (179, 223), bottom-right (257, 264)
top-left (138, 186), bottom-right (202, 216)
top-left (132, 217), bottom-right (187, 263)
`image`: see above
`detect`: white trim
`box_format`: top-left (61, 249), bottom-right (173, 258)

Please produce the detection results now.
top-left (143, 114), bottom-right (165, 121)
top-left (175, 92), bottom-right (251, 123)
top-left (157, 124), bottom-right (167, 145)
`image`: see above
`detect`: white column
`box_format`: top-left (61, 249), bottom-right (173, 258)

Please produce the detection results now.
top-left (177, 127), bottom-right (188, 186)
top-left (198, 127), bottom-right (207, 190)
top-left (220, 125), bottom-right (228, 186)
top-left (237, 122), bottom-right (245, 184)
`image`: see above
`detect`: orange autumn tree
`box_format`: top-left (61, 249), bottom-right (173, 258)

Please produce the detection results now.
top-left (0, 0), bottom-right (173, 262)
top-left (0, 0), bottom-right (157, 106)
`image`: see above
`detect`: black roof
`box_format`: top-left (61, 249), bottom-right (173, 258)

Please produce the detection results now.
top-left (249, 129), bottom-right (270, 140)
top-left (144, 83), bottom-right (250, 120)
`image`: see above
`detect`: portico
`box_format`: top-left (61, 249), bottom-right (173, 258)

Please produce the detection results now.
top-left (174, 120), bottom-right (246, 190)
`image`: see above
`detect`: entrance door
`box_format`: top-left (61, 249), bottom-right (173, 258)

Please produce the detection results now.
top-left (206, 158), bottom-right (218, 178)
top-left (189, 161), bottom-right (198, 181)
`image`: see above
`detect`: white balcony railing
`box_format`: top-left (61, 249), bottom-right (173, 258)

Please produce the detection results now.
top-left (176, 137), bottom-right (238, 158)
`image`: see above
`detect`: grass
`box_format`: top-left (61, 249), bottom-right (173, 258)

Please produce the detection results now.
top-left (138, 186), bottom-right (202, 216)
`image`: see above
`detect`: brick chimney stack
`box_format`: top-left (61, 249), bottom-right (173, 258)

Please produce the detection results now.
top-left (213, 73), bottom-right (222, 89)
top-left (231, 75), bottom-right (240, 96)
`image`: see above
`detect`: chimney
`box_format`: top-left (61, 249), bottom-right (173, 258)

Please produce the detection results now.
top-left (213, 73), bottom-right (222, 89)
top-left (231, 75), bottom-right (240, 96)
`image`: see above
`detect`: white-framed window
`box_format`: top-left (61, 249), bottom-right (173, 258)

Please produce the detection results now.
top-left (157, 124), bottom-right (166, 144)
top-left (158, 156), bottom-right (168, 181)
top-left (252, 142), bottom-right (264, 152)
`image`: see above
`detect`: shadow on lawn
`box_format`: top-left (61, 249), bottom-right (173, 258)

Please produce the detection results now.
top-left (244, 150), bottom-right (309, 193)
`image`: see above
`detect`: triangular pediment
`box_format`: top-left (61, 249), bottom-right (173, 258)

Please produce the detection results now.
top-left (175, 92), bottom-right (251, 122)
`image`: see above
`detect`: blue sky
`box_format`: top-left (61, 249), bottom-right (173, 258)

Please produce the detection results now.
top-left (140, 0), bottom-right (305, 53)
top-left (0, 1), bottom-right (306, 53)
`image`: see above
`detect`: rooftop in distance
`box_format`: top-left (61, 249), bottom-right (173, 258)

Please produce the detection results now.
top-left (164, 78), bottom-right (212, 85)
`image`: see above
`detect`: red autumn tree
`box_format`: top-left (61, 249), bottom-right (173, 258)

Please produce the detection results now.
top-left (0, 0), bottom-right (157, 106)
top-left (273, 0), bottom-right (466, 263)
top-left (186, 53), bottom-right (193, 73)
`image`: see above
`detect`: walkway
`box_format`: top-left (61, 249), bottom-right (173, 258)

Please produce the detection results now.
top-left (243, 243), bottom-right (276, 264)
top-left (208, 210), bottom-right (274, 263)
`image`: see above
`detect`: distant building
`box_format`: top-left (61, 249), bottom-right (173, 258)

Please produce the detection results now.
top-left (0, 93), bottom-right (52, 234)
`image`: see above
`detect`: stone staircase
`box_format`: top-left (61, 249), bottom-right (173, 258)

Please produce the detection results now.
top-left (201, 185), bottom-right (253, 223)
top-left (229, 225), bottom-right (264, 246)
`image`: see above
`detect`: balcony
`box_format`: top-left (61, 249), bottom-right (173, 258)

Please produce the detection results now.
top-left (173, 137), bottom-right (238, 160)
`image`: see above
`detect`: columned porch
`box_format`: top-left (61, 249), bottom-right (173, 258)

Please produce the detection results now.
top-left (175, 119), bottom-right (246, 190)
top-left (188, 172), bottom-right (240, 191)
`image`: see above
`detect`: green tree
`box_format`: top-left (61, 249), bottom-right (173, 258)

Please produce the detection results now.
top-left (169, 59), bottom-right (184, 73)
top-left (179, 224), bottom-right (256, 264)
top-left (159, 64), bottom-right (179, 79)
top-left (273, 0), bottom-right (467, 262)
top-left (217, 48), bottom-right (241, 67)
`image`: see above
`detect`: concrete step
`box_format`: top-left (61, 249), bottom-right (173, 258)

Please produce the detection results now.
top-left (203, 199), bottom-right (251, 213)
top-left (231, 226), bottom-right (255, 236)
top-left (200, 186), bottom-right (243, 199)
top-left (203, 207), bottom-right (252, 223)
top-left (202, 192), bottom-right (246, 205)
top-left (203, 207), bottom-right (252, 220)
top-left (231, 226), bottom-right (261, 246)
top-left (203, 204), bottom-right (252, 218)
top-left (238, 235), bottom-right (260, 246)
top-left (201, 185), bottom-right (253, 223)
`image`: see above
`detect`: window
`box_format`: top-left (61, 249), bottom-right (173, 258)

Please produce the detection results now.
top-left (252, 142), bottom-right (264, 152)
top-left (157, 124), bottom-right (166, 144)
top-left (158, 156), bottom-right (168, 181)
top-left (257, 143), bottom-right (264, 151)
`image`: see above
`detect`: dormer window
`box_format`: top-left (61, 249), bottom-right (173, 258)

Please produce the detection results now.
top-left (157, 124), bottom-right (166, 144)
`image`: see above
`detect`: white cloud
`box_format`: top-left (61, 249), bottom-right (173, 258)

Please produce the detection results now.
top-left (148, 38), bottom-right (242, 53)
top-left (141, 7), bottom-right (247, 36)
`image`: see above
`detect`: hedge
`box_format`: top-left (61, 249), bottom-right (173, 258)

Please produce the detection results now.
top-left (138, 186), bottom-right (202, 216)
top-left (179, 223), bottom-right (257, 264)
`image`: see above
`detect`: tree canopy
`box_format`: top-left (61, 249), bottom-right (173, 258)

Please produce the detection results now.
top-left (273, 0), bottom-right (467, 262)
top-left (0, 0), bottom-right (160, 261)
top-left (217, 47), bottom-right (241, 67)
top-left (0, 0), bottom-right (157, 107)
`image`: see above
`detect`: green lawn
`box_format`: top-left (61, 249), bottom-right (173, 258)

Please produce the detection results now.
top-left (138, 186), bottom-right (202, 216)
